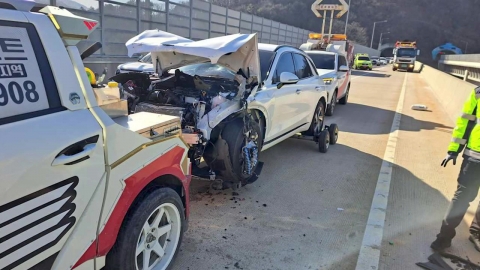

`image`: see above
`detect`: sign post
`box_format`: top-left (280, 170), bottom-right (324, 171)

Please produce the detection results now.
top-left (311, 0), bottom-right (349, 41)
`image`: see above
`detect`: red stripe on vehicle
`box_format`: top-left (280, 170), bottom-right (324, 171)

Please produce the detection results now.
top-left (72, 146), bottom-right (189, 269)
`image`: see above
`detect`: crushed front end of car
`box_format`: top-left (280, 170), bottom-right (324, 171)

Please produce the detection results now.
top-left (110, 30), bottom-right (264, 188)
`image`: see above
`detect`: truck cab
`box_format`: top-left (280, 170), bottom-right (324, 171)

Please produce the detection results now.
top-left (0, 1), bottom-right (191, 270)
top-left (392, 40), bottom-right (420, 72)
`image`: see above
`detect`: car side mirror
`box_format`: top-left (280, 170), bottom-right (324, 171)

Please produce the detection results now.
top-left (277, 72), bottom-right (299, 89)
top-left (339, 65), bottom-right (349, 72)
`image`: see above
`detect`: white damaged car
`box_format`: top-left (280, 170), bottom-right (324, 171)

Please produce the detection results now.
top-left (111, 30), bottom-right (330, 187)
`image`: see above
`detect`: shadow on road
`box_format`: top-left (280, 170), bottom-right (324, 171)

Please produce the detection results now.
top-left (180, 136), bottom-right (477, 270)
top-left (352, 70), bottom-right (391, 78)
top-left (330, 103), bottom-right (453, 135)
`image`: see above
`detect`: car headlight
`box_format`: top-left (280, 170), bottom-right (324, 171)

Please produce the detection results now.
top-left (322, 78), bottom-right (334, 85)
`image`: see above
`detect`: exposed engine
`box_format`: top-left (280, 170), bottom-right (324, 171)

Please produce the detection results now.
top-left (110, 68), bottom-right (240, 131)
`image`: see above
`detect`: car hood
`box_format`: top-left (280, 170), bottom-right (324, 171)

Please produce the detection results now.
top-left (316, 69), bottom-right (336, 78)
top-left (118, 61), bottom-right (154, 73)
top-left (125, 30), bottom-right (260, 80)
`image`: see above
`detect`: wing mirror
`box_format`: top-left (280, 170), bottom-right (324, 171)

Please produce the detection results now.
top-left (277, 72), bottom-right (299, 89)
top-left (339, 65), bottom-right (349, 72)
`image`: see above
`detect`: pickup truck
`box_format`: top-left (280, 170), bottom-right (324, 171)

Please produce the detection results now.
top-left (304, 50), bottom-right (351, 116)
top-left (0, 2), bottom-right (191, 270)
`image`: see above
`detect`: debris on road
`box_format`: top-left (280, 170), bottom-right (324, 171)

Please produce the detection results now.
top-left (263, 204), bottom-right (267, 207)
top-left (337, 208), bottom-right (344, 211)
top-left (411, 104), bottom-right (429, 111)
top-left (416, 252), bottom-right (480, 270)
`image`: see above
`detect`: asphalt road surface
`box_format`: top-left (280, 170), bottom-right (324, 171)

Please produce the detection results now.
top-left (171, 65), bottom-right (480, 270)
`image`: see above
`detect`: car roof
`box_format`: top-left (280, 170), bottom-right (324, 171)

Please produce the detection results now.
top-left (304, 50), bottom-right (336, 56)
top-left (258, 43), bottom-right (304, 54)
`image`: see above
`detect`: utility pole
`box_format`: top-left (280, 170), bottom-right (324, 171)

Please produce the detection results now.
top-left (370, 20), bottom-right (387, 48)
top-left (378, 32), bottom-right (389, 50)
top-left (344, 0), bottom-right (351, 35)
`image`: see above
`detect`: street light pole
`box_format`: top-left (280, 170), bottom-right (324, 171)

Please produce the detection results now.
top-left (378, 32), bottom-right (390, 49)
top-left (370, 20), bottom-right (387, 48)
top-left (344, 0), bottom-right (351, 35)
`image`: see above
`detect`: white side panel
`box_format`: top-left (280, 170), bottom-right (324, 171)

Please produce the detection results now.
top-left (23, 12), bottom-right (87, 111)
top-left (0, 110), bottom-right (105, 270)
top-left (52, 174), bottom-right (106, 270)
top-left (100, 136), bottom-right (188, 227)
top-left (91, 107), bottom-right (150, 165)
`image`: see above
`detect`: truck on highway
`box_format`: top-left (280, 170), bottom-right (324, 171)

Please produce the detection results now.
top-left (303, 42), bottom-right (352, 117)
top-left (392, 40), bottom-right (420, 72)
top-left (300, 33), bottom-right (355, 68)
top-left (0, 2), bottom-right (191, 270)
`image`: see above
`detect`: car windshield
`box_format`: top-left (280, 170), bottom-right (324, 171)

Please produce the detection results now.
top-left (176, 63), bottom-right (236, 79)
top-left (358, 56), bottom-right (370, 61)
top-left (139, 53), bottom-right (152, 63)
top-left (307, 53), bottom-right (335, 70)
top-left (396, 48), bottom-right (417, 57)
top-left (259, 50), bottom-right (275, 81)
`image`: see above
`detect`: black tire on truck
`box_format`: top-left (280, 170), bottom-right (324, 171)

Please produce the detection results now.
top-left (318, 129), bottom-right (330, 153)
top-left (216, 118), bottom-right (263, 185)
top-left (105, 188), bottom-right (185, 270)
top-left (326, 90), bottom-right (336, 116)
top-left (339, 85), bottom-right (349, 105)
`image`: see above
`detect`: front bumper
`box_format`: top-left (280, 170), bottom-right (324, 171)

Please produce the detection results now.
top-left (394, 62), bottom-right (415, 70)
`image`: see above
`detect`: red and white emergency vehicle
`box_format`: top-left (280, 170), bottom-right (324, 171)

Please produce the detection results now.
top-left (0, 1), bottom-right (191, 270)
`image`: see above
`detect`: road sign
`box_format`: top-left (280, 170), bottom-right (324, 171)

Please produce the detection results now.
top-left (311, 0), bottom-right (349, 18)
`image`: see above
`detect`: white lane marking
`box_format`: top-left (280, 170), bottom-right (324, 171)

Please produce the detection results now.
top-left (355, 73), bottom-right (408, 270)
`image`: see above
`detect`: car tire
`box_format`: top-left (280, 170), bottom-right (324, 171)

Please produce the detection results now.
top-left (105, 188), bottom-right (185, 270)
top-left (304, 99), bottom-right (325, 136)
top-left (393, 67), bottom-right (397, 71)
top-left (339, 85), bottom-right (349, 105)
top-left (318, 129), bottom-right (330, 153)
top-left (368, 68), bottom-right (372, 71)
top-left (326, 91), bottom-right (336, 116)
top-left (217, 118), bottom-right (263, 185)
top-left (328, 123), bottom-right (339, 145)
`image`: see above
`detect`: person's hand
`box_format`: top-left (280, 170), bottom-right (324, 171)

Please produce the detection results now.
top-left (441, 153), bottom-right (457, 167)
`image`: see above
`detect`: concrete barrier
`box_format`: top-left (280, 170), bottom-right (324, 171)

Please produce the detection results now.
top-left (417, 62), bottom-right (477, 123)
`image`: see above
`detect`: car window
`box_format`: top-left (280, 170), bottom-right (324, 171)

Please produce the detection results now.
top-left (358, 56), bottom-right (370, 61)
top-left (306, 57), bottom-right (318, 75)
top-left (338, 56), bottom-right (347, 70)
top-left (273, 52), bottom-right (295, 84)
top-left (0, 21), bottom-right (63, 125)
top-left (292, 53), bottom-right (313, 79)
top-left (259, 50), bottom-right (275, 82)
top-left (307, 53), bottom-right (335, 70)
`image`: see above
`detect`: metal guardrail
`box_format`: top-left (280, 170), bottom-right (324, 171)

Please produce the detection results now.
top-left (438, 54), bottom-right (480, 84)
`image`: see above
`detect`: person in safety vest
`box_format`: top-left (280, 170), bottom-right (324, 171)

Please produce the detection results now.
top-left (431, 86), bottom-right (480, 252)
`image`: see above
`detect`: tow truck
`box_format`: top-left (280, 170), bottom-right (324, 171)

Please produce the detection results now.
top-left (0, 1), bottom-right (191, 270)
top-left (300, 33), bottom-right (352, 116)
top-left (300, 33), bottom-right (355, 67)
top-left (392, 40), bottom-right (420, 72)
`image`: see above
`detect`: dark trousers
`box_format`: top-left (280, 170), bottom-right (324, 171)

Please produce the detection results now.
top-left (438, 158), bottom-right (480, 240)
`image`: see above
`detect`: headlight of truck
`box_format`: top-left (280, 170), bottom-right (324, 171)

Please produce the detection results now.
top-left (322, 78), bottom-right (334, 85)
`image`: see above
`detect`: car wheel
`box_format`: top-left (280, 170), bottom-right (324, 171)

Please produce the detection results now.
top-left (216, 118), bottom-right (263, 185)
top-left (318, 129), bottom-right (330, 153)
top-left (339, 85), bottom-right (349, 105)
top-left (393, 67), bottom-right (397, 71)
top-left (304, 99), bottom-right (325, 136)
top-left (326, 91), bottom-right (336, 116)
top-left (106, 188), bottom-right (185, 270)
top-left (328, 123), bottom-right (339, 145)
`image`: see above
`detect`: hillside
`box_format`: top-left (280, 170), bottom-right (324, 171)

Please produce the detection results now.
top-left (210, 0), bottom-right (480, 63)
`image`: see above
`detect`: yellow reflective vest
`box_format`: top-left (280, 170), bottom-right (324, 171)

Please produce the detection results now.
top-left (448, 87), bottom-right (480, 158)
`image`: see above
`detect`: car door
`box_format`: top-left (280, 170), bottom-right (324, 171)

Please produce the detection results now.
top-left (336, 55), bottom-right (349, 98)
top-left (263, 51), bottom-right (304, 141)
top-left (292, 52), bottom-right (318, 125)
top-left (0, 19), bottom-right (105, 270)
